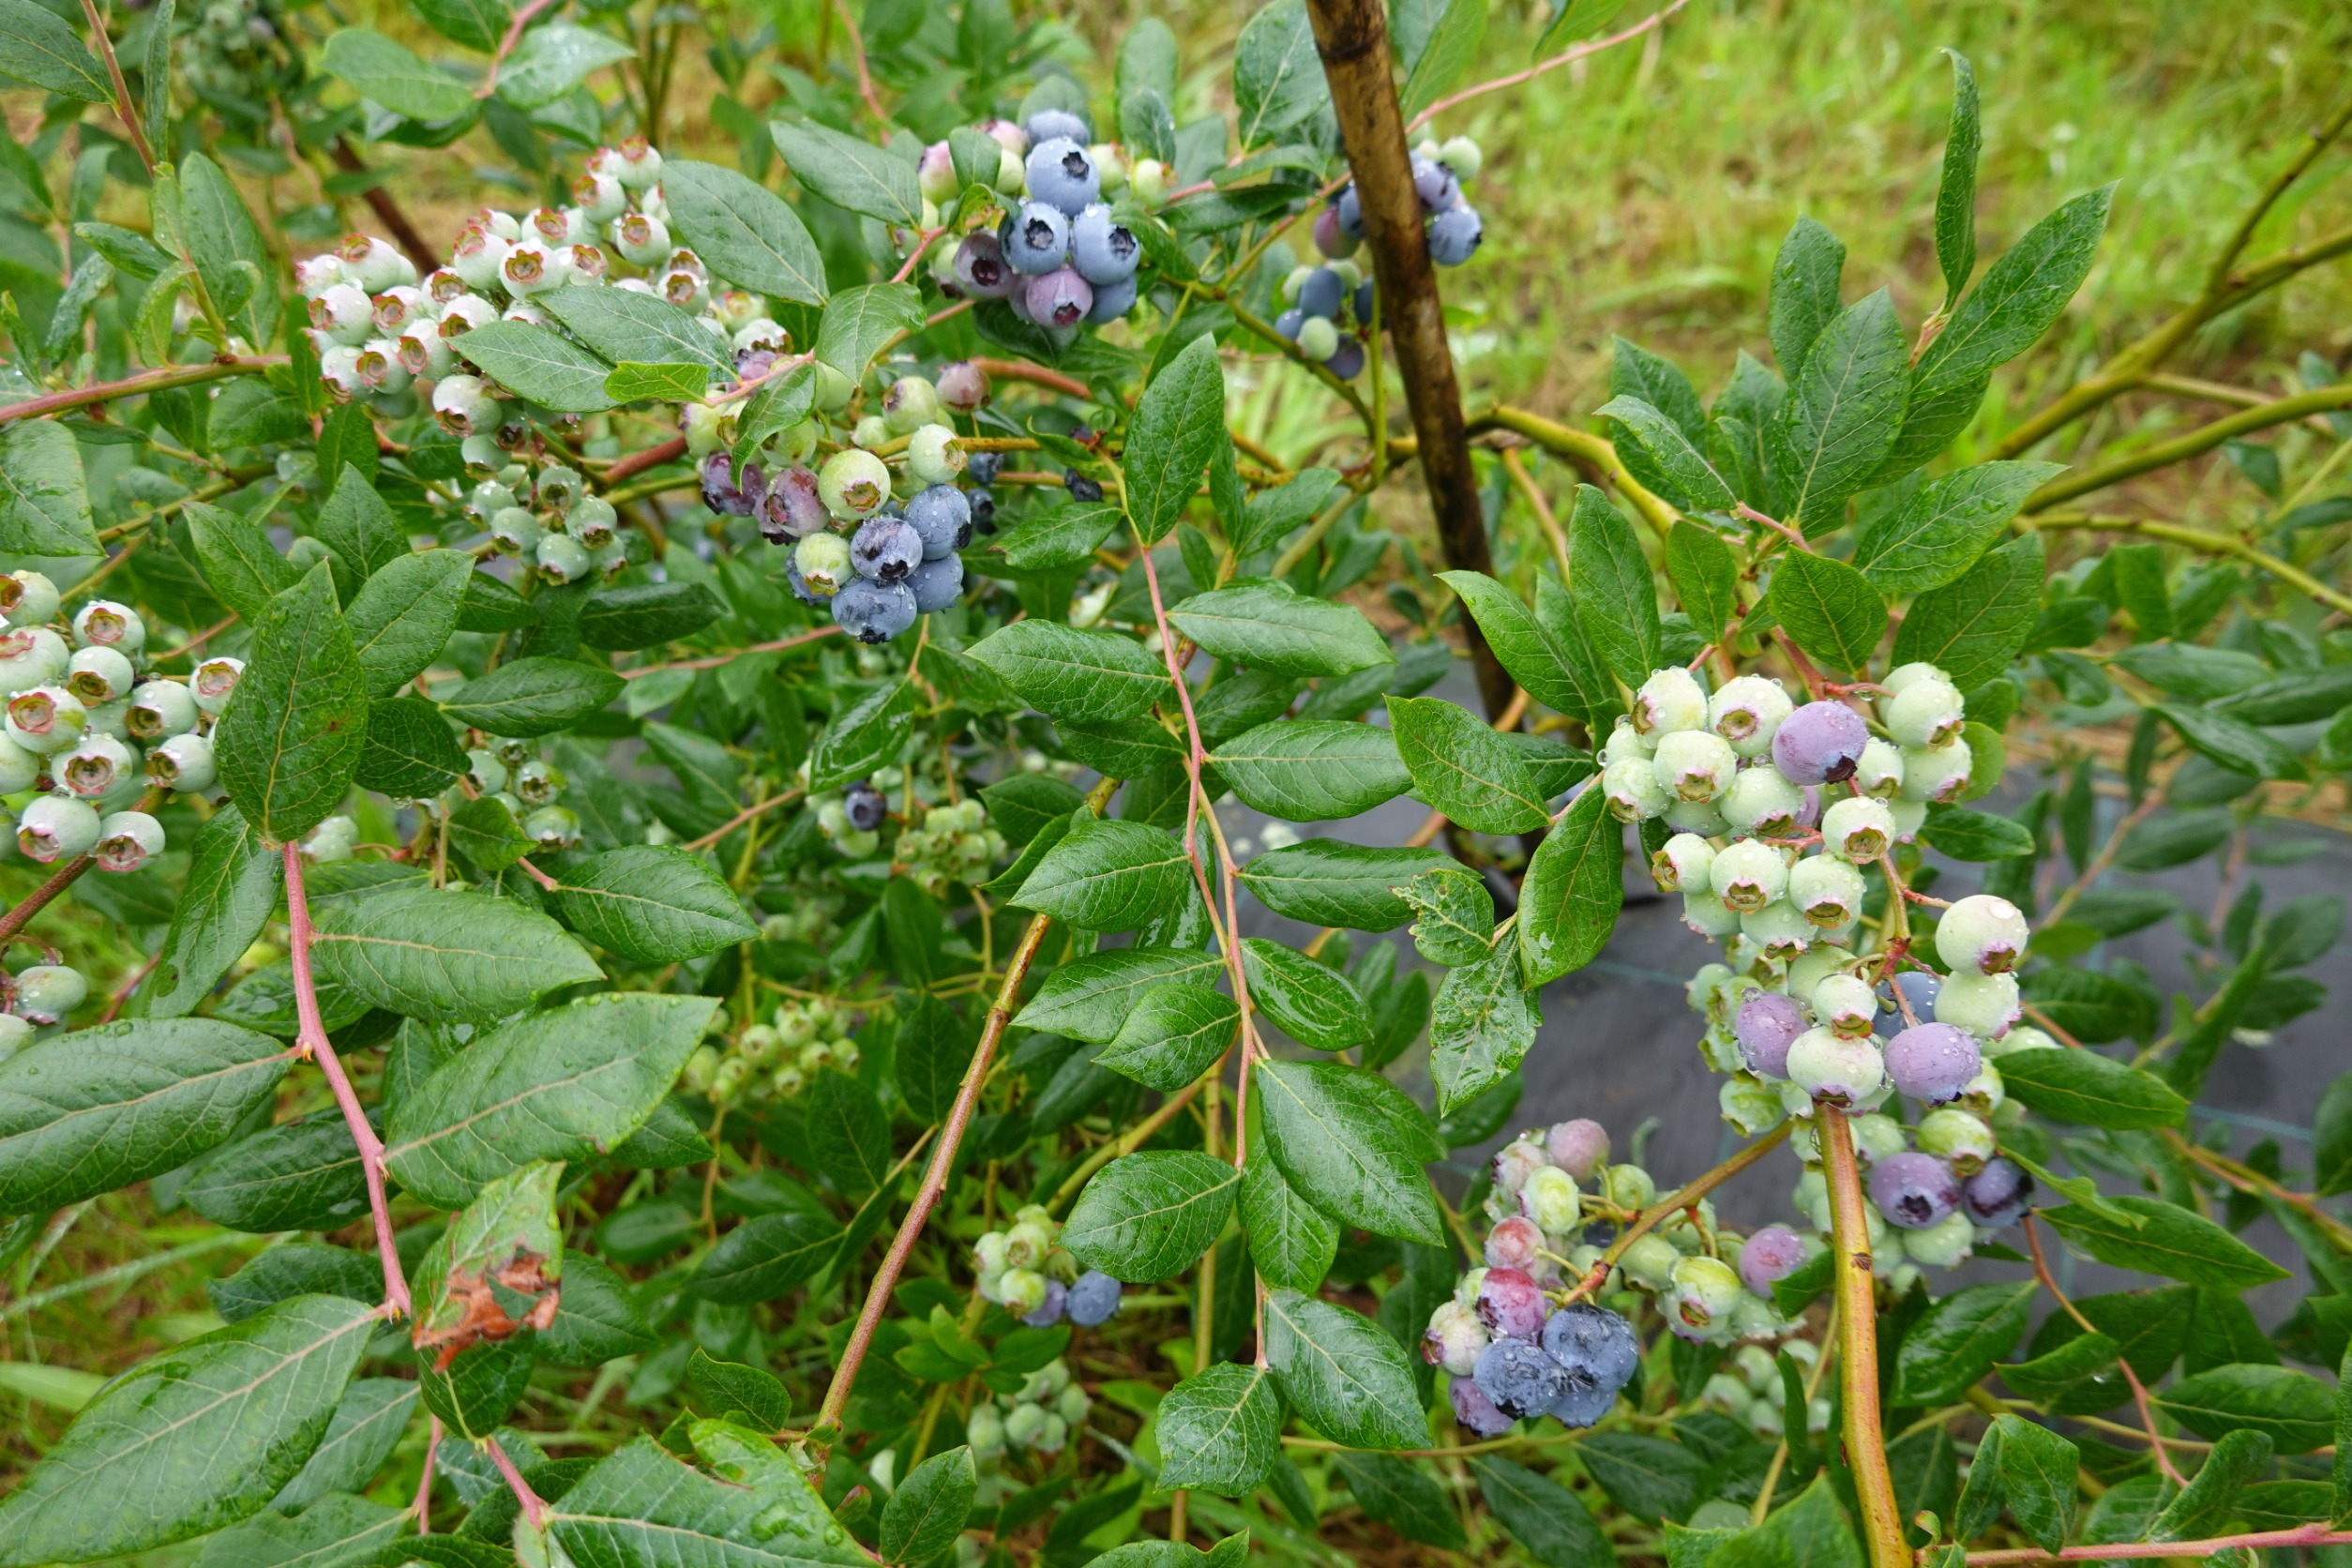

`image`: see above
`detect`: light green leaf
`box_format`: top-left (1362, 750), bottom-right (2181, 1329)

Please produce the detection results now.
top-left (1769, 289), bottom-right (1909, 534)
top-left (546, 845), bottom-right (758, 962)
top-left (1990, 1414), bottom-right (2078, 1553)
top-left (2161, 1364), bottom-right (2335, 1455)
top-left (414, 1161), bottom-right (564, 1368)
top-left (346, 549), bottom-right (473, 696)
top-left (1158, 1364), bottom-right (1281, 1497)
top-left (1235, 838), bottom-right (1454, 930)
top-left (1241, 1141), bottom-right (1338, 1292)
top-left (1768, 216), bottom-right (1847, 381)
top-left (1430, 927), bottom-right (1541, 1113)
top-left (145, 804), bottom-right (281, 1019)
top-left (318, 29), bottom-right (475, 121)
top-left (1387, 694), bottom-right (1550, 834)
top-left (439, 656), bottom-right (623, 735)
top-left (1169, 578), bottom-right (1391, 677)
top-left (966, 620), bottom-right (1168, 724)
top-left (1517, 783), bottom-right (1622, 986)
top-left (882, 1447), bottom-right (978, 1564)
top-left (1243, 937), bottom-right (1371, 1052)
top-left (815, 282), bottom-right (927, 380)
top-left (452, 320), bottom-right (616, 413)
top-left (1399, 0), bottom-right (1486, 116)
top-left (1850, 461), bottom-right (2061, 594)
top-left (1064, 1150), bottom-right (1240, 1281)
top-left (1934, 51), bottom-right (1981, 308)
top-left (1399, 867), bottom-right (1495, 966)
top-left (2041, 1195), bottom-right (2290, 1291)
top-left (1440, 570), bottom-right (1590, 719)
top-left (549, 1433), bottom-right (871, 1568)
top-left (269, 1380), bottom-right (417, 1512)
top-left (1916, 186), bottom-right (2114, 400)
top-left (185, 499), bottom-right (299, 620)
top-left (1997, 1048), bottom-right (2187, 1130)
top-left (808, 675), bottom-right (917, 792)
top-left (1596, 396), bottom-right (1739, 514)
top-left (1231, 0), bottom-right (1328, 147)
top-left (1262, 1288), bottom-right (1425, 1451)
top-left (215, 563), bottom-right (370, 844)
top-left (662, 158), bottom-right (829, 306)
top-left (494, 23), bottom-right (632, 110)
top-left (1211, 719), bottom-right (1411, 822)
top-left (535, 285), bottom-right (734, 373)
top-left (1764, 550), bottom-right (1886, 675)
top-left (604, 360), bottom-right (712, 402)
top-left (309, 882), bottom-right (600, 1024)
top-left (773, 118), bottom-right (923, 225)
top-left (0, 0), bottom-right (111, 101)
top-left (1567, 484), bottom-right (1662, 684)
top-left (1016, 947), bottom-right (1226, 1042)
top-left (0, 417), bottom-right (98, 557)
top-left (1888, 531), bottom-right (2045, 692)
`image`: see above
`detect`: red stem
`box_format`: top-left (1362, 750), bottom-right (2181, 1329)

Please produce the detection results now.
top-left (476, 0), bottom-right (559, 99)
top-left (1966, 1524), bottom-right (2352, 1565)
top-left (831, 0), bottom-right (889, 125)
top-left (0, 854), bottom-right (96, 948)
top-left (1407, 0), bottom-right (1690, 131)
top-left (967, 356), bottom-right (1091, 400)
top-left (415, 1416), bottom-right (442, 1533)
top-left (0, 357), bottom-right (285, 426)
top-left (485, 1435), bottom-right (547, 1530)
top-left (601, 435), bottom-right (687, 487)
top-left (282, 842), bottom-right (412, 1319)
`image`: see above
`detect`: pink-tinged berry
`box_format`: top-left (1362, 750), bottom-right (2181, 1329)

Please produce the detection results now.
top-left (1474, 1267), bottom-right (1547, 1341)
top-left (1424, 1298), bottom-right (1489, 1374)
top-left (1450, 1374), bottom-right (1515, 1437)
top-left (1545, 1119), bottom-right (1610, 1180)
top-left (1738, 1224), bottom-right (1809, 1297)
top-left (1734, 989), bottom-right (1807, 1078)
top-left (1869, 1152), bottom-right (1962, 1229)
top-left (1883, 1021), bottom-right (1982, 1105)
top-left (1772, 700), bottom-right (1870, 784)
top-left (1485, 1215), bottom-right (1544, 1272)
top-left (1490, 1138), bottom-right (1551, 1196)
top-left (1937, 894), bottom-right (2030, 975)
top-left (1964, 1158), bottom-right (2034, 1228)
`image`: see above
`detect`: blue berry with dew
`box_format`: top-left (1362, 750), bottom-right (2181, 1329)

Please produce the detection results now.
top-left (1869, 1152), bottom-right (1962, 1230)
top-left (1772, 700), bottom-right (1870, 784)
top-left (1004, 202), bottom-right (1073, 275)
top-left (1428, 204), bottom-right (1483, 266)
top-left (1873, 970), bottom-right (1942, 1036)
top-left (1067, 1270), bottom-right (1123, 1327)
top-left (833, 579), bottom-right (917, 644)
top-left (1070, 204), bottom-right (1139, 284)
top-left (1883, 1021), bottom-right (1982, 1105)
top-left (1024, 137), bottom-right (1100, 216)
top-left (844, 781), bottom-right (888, 834)
top-left (1087, 275), bottom-right (1138, 324)
top-left (1472, 1337), bottom-right (1572, 1421)
top-left (850, 516), bottom-right (922, 584)
top-left (905, 489), bottom-right (972, 560)
top-left (1541, 1304), bottom-right (1639, 1397)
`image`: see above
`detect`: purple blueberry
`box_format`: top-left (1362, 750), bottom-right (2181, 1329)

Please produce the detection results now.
top-left (1411, 158), bottom-right (1459, 213)
top-left (904, 485), bottom-right (972, 559)
top-left (1472, 1337), bottom-right (1571, 1420)
top-left (937, 360), bottom-right (990, 413)
top-left (1003, 203), bottom-right (1072, 275)
top-left (1485, 1215), bottom-right (1544, 1272)
top-left (907, 554), bottom-right (964, 613)
top-left (1312, 204), bottom-right (1357, 259)
top-left (1869, 1152), bottom-right (1962, 1230)
top-left (1738, 1224), bottom-right (1808, 1297)
top-left (1884, 1021), bottom-right (1981, 1105)
top-left (700, 453), bottom-right (749, 516)
top-left (850, 516), bottom-right (922, 583)
top-left (845, 782), bottom-right (887, 832)
top-left (832, 578), bottom-right (917, 644)
top-left (1451, 1374), bottom-right (1514, 1437)
top-left (1325, 339), bottom-right (1365, 380)
top-left (966, 451), bottom-right (1003, 486)
top-left (1274, 307), bottom-right (1305, 340)
top-left (968, 487), bottom-right (997, 534)
top-left (1429, 204), bottom-right (1482, 266)
top-left (952, 232), bottom-right (1016, 298)
top-left (1064, 470), bottom-right (1103, 503)
top-left (1735, 989), bottom-right (1808, 1078)
top-left (1874, 971), bottom-right (1943, 1037)
top-left (1963, 1159), bottom-right (2033, 1229)
top-left (1772, 701), bottom-right (1871, 784)
top-left (1086, 275), bottom-right (1137, 324)
top-left (1024, 266), bottom-right (1093, 328)
top-left (1474, 1266), bottom-right (1547, 1340)
top-left (1023, 1279), bottom-right (1067, 1326)
top-left (1334, 184), bottom-right (1364, 238)
top-left (1069, 204), bottom-right (1139, 284)
top-left (1353, 279), bottom-right (1376, 327)
top-left (1067, 1269), bottom-right (1123, 1326)
top-left (758, 466), bottom-right (826, 543)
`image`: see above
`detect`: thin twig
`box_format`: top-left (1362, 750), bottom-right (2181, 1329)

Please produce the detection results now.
top-left (2023, 1213), bottom-right (2183, 1485)
top-left (619, 625), bottom-right (841, 679)
top-left (77, 0), bottom-right (156, 173)
top-left (1407, 0), bottom-right (1691, 131)
top-left (415, 1417), bottom-right (443, 1533)
top-left (2025, 513), bottom-right (2352, 620)
top-left (486, 1437), bottom-right (547, 1530)
top-left (831, 0), bottom-right (888, 125)
top-left (476, 0), bottom-right (558, 98)
top-left (685, 790), bottom-right (804, 852)
top-left (0, 356), bottom-right (286, 425)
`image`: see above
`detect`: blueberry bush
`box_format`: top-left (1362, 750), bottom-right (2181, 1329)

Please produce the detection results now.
top-left (2, 1), bottom-right (2352, 1566)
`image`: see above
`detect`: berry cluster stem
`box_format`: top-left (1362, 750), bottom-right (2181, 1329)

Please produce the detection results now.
top-left (1817, 1105), bottom-right (1907, 1568)
top-left (282, 842), bottom-right (412, 1319)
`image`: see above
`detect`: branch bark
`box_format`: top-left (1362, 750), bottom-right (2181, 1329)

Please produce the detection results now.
top-left (1302, 0), bottom-right (1513, 722)
top-left (0, 356), bottom-right (286, 426)
top-left (1819, 1105), bottom-right (1907, 1568)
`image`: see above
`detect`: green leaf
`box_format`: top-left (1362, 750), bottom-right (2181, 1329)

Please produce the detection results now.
top-left (384, 992), bottom-right (717, 1208)
top-left (1064, 1150), bottom-right (1240, 1281)
top-left (407, 0), bottom-right (508, 52)
top-left (807, 675), bottom-right (917, 791)
top-left (186, 499), bottom-right (299, 619)
top-left (1211, 719), bottom-right (1411, 821)
top-left (1125, 333), bottom-right (1226, 545)
top-left (993, 498), bottom-right (1124, 570)
top-left (2041, 1195), bottom-right (2290, 1290)
top-left (444, 795), bottom-right (531, 873)
top-left (1169, 579), bottom-right (1391, 677)
top-left (2152, 701), bottom-right (2307, 782)
top-left (2316, 1073), bottom-right (2352, 1198)
top-left (1230, 0), bottom-right (1328, 147)
top-left (494, 23), bottom-right (633, 110)
top-left (536, 285), bottom-right (734, 375)
top-left (546, 846), bottom-right (758, 962)
top-left (1440, 569), bottom-right (1590, 718)
top-left (1596, 396), bottom-right (1740, 514)
top-left (1235, 838), bottom-right (1453, 930)
top-left (1387, 694), bottom-right (1550, 833)
top-left (458, 569), bottom-right (539, 632)
top-left (0, 1018), bottom-right (289, 1212)
top-left (1851, 462), bottom-right (2061, 594)
top-left (686, 1349), bottom-right (792, 1430)
top-left (2148, 1428), bottom-right (2271, 1542)
top-left (1892, 1281), bottom-right (2035, 1405)
top-left (182, 1110), bottom-right (371, 1232)
top-left (0, 1294), bottom-right (374, 1565)
top-left (0, 417), bottom-right (98, 557)
top-left (966, 620), bottom-right (1168, 724)
top-left (1243, 937), bottom-right (1371, 1052)
top-left (269, 1380), bottom-right (418, 1511)
top-left (1665, 521), bottom-right (1740, 644)
top-left (1012, 816), bottom-right (1190, 932)
top-left (549, 1433), bottom-right (870, 1568)
top-left (1916, 186), bottom-right (2115, 400)
top-left (663, 159), bottom-right (829, 305)
top-left (1096, 984), bottom-right (1239, 1092)
top-left (1889, 531), bottom-right (2046, 692)
top-left (181, 153), bottom-right (276, 347)
top-left (1398, 0), bottom-right (1485, 117)
top-left (1770, 289), bottom-right (1909, 533)
top-left (1612, 337), bottom-right (1707, 444)
top-left (1254, 1059), bottom-right (1443, 1244)
top-left (1998, 1329), bottom-right (2121, 1411)
top-left (2150, 1364), bottom-right (2332, 1457)
top-left (1574, 1433), bottom-right (1708, 1526)
top-left (346, 549), bottom-right (473, 696)
top-left (1158, 1364), bottom-right (1281, 1497)
top-left (1711, 1475), bottom-right (1859, 1568)
top-left (1518, 783), bottom-right (1623, 986)
top-left (814, 281), bottom-right (927, 380)
top-left (1473, 1456), bottom-right (1615, 1568)
top-left (146, 803), bottom-right (281, 1019)
top-left (772, 118), bottom-right (922, 225)
top-left (1934, 52), bottom-right (1981, 308)
top-left (319, 28), bottom-right (475, 119)
top-left (1241, 1142), bottom-right (1339, 1292)
top-left (1016, 947), bottom-right (1225, 1042)
top-left (439, 656), bottom-right (622, 736)
top-left (310, 882), bottom-right (600, 1023)
top-left (689, 1211), bottom-right (843, 1305)
top-left (1989, 1414), bottom-right (2078, 1553)
top-left (0, 0), bottom-right (110, 100)
top-left (1532, 574), bottom-right (1625, 730)
top-left (1764, 550), bottom-right (1885, 674)
top-left (450, 320), bottom-right (615, 412)
top-left (1997, 1048), bottom-right (2187, 1129)
top-left (312, 470), bottom-right (408, 598)
top-left (1768, 216), bottom-right (1847, 380)
top-left (1335, 1452), bottom-right (1467, 1548)
top-left (1262, 1288), bottom-right (1425, 1451)
top-left (1918, 804), bottom-right (2034, 861)
top-left (538, 1253), bottom-right (657, 1366)
top-left (882, 1447), bottom-right (977, 1564)
top-left (1567, 485), bottom-right (1662, 685)
top-left (578, 581), bottom-right (724, 652)
top-left (604, 360), bottom-right (711, 402)
top-left (1400, 867), bottom-right (1496, 966)
top-left (1430, 929), bottom-right (1541, 1113)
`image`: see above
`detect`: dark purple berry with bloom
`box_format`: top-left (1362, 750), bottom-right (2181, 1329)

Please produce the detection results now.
top-left (1735, 988), bottom-right (1808, 1078)
top-left (1353, 279), bottom-right (1376, 326)
top-left (1067, 1270), bottom-right (1123, 1326)
top-left (845, 782), bottom-right (887, 832)
top-left (1451, 1374), bottom-right (1515, 1437)
top-left (1298, 267), bottom-right (1344, 320)
top-left (1412, 158), bottom-right (1459, 212)
top-left (1475, 1266), bottom-right (1547, 1340)
top-left (735, 346), bottom-right (778, 380)
top-left (1087, 275), bottom-right (1138, 324)
top-left (953, 233), bottom-right (1016, 299)
top-left (1884, 1021), bottom-right (1981, 1105)
top-left (966, 451), bottom-right (1003, 486)
top-left (851, 516), bottom-right (922, 583)
top-left (1773, 700), bottom-right (1871, 784)
top-left (1313, 204), bottom-right (1358, 259)
top-left (1869, 1152), bottom-right (1962, 1230)
top-left (758, 466), bottom-right (827, 543)
top-left (1473, 1337), bottom-right (1570, 1420)
top-left (1737, 1224), bottom-right (1809, 1297)
top-left (701, 453), bottom-right (751, 516)
top-left (1964, 1158), bottom-right (2033, 1229)
top-left (1325, 339), bottom-right (1365, 380)
top-left (833, 579), bottom-right (917, 643)
top-left (968, 487), bottom-right (997, 534)
top-left (1064, 470), bottom-right (1104, 503)
top-left (1023, 1279), bottom-right (1067, 1326)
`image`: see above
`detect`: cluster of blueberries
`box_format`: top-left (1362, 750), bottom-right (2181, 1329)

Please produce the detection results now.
top-left (972, 1203), bottom-right (1125, 1330)
top-left (1599, 658), bottom-right (2037, 1288)
top-left (938, 108), bottom-right (1143, 332)
top-left (1280, 137), bottom-right (1485, 379)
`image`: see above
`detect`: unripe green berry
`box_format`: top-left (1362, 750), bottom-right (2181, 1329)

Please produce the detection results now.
top-left (820, 448), bottom-right (893, 520)
top-left (13, 963), bottom-right (85, 1025)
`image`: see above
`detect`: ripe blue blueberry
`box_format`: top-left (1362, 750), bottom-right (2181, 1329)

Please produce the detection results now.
top-left (1737, 1224), bottom-right (1808, 1297)
top-left (1324, 339), bottom-right (1365, 381)
top-left (1335, 184), bottom-right (1364, 238)
top-left (952, 232), bottom-right (1016, 298)
top-left (1451, 1374), bottom-right (1515, 1438)
top-left (1298, 266), bottom-right (1345, 320)
top-left (1065, 470), bottom-right (1104, 503)
top-left (1540, 1304), bottom-right (1638, 1428)
top-left (905, 485), bottom-right (972, 558)
top-left (1734, 988), bottom-right (1807, 1078)
top-left (968, 487), bottom-right (998, 534)
top-left (1070, 204), bottom-right (1140, 284)
top-left (1086, 274), bottom-right (1138, 324)
top-left (1025, 108), bottom-right (1092, 147)
top-left (1067, 1269), bottom-right (1123, 1326)
top-left (1353, 279), bottom-right (1376, 327)
top-left (1004, 203), bottom-right (1072, 275)
top-left (1963, 1158), bottom-right (2033, 1229)
top-left (1873, 970), bottom-right (1943, 1037)
top-left (1883, 1020), bottom-right (1981, 1105)
top-left (966, 451), bottom-right (1003, 486)
top-left (1869, 1151), bottom-right (1962, 1230)
top-left (1411, 157), bottom-right (1459, 213)
top-left (1772, 701), bottom-right (1871, 784)
top-left (1473, 1337), bottom-right (1571, 1420)
top-left (833, 579), bottom-right (918, 643)
top-left (1429, 204), bottom-right (1483, 266)
top-left (1024, 266), bottom-right (1093, 328)
top-left (908, 555), bottom-right (965, 613)
top-left (851, 516), bottom-right (923, 583)
top-left (1024, 137), bottom-right (1101, 216)
top-left (1023, 1279), bottom-right (1067, 1327)
top-left (844, 782), bottom-right (887, 832)
top-left (1274, 307), bottom-right (1305, 340)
